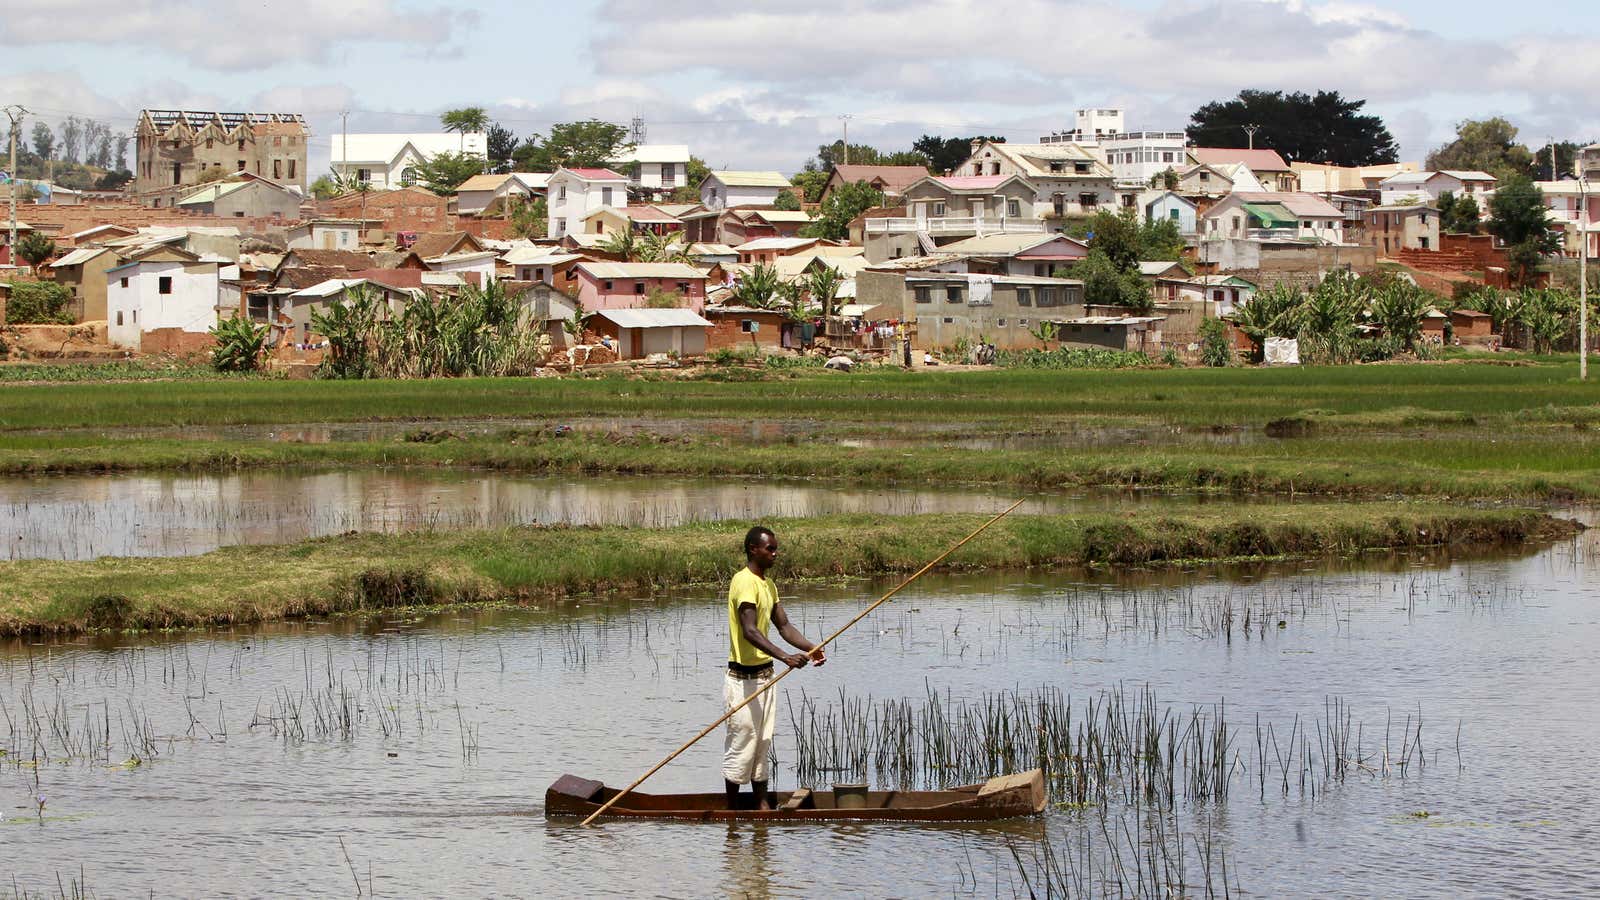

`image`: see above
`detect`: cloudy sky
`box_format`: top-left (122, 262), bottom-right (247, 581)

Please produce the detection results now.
top-left (3, 0), bottom-right (1597, 177)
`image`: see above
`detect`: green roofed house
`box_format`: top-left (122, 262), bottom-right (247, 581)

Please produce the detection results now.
top-left (1199, 192), bottom-right (1346, 244)
top-left (175, 176), bottom-right (303, 220)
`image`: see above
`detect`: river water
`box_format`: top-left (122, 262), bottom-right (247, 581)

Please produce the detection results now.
top-left (1, 517), bottom-right (1595, 897)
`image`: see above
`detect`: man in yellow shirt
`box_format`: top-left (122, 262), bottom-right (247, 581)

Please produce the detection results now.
top-left (724, 525), bottom-right (826, 810)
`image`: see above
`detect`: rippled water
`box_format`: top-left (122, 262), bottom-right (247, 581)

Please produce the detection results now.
top-left (1, 520), bottom-right (1595, 897)
top-left (0, 471), bottom-right (1263, 561)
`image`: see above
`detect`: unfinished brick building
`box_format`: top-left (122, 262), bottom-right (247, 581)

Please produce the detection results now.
top-left (135, 110), bottom-right (309, 203)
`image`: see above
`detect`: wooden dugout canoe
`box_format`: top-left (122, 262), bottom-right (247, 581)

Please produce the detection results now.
top-left (545, 769), bottom-right (1047, 822)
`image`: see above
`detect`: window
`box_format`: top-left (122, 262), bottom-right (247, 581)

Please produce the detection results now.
top-left (237, 159), bottom-right (246, 171)
top-left (120, 277), bottom-right (129, 288)
top-left (116, 311), bottom-right (123, 325)
top-left (946, 285), bottom-right (963, 304)
top-left (989, 162), bottom-right (1001, 175)
top-left (603, 280), bottom-right (614, 291)
top-left (601, 187), bottom-right (614, 205)
top-left (1039, 288), bottom-right (1056, 307)
top-left (942, 317), bottom-right (954, 324)
top-left (997, 319), bottom-right (1006, 326)
top-left (1074, 162), bottom-right (1090, 174)
top-left (234, 211), bottom-right (245, 218)
top-left (1199, 171), bottom-right (1210, 182)
top-left (1019, 318), bottom-right (1029, 326)
top-left (557, 185), bottom-right (567, 201)
top-left (1007, 199), bottom-right (1021, 218)
top-left (288, 160), bottom-right (296, 179)
top-left (132, 310), bottom-right (138, 323)
top-left (629, 163), bottom-right (642, 181)
top-left (933, 201), bottom-right (946, 216)
top-left (741, 320), bottom-right (756, 333)
top-left (273, 159), bottom-right (282, 179)
top-left (1016, 288), bottom-right (1032, 307)
top-left (238, 139), bottom-right (246, 151)
top-left (1050, 162), bottom-right (1065, 173)
top-left (676, 281), bottom-right (690, 294)
top-left (205, 138), bottom-right (214, 149)
top-left (274, 136), bottom-right (283, 147)
top-left (1052, 194), bottom-right (1065, 216)
top-left (661, 164), bottom-right (675, 188)
top-left (1163, 152), bottom-right (1174, 163)
top-left (913, 286), bottom-right (932, 304)
top-left (1079, 192), bottom-right (1098, 209)
top-left (158, 276), bottom-right (172, 295)
top-left (972, 163), bottom-right (982, 176)
top-left (634, 281), bottom-right (646, 294)
top-left (1034, 264), bottom-right (1049, 277)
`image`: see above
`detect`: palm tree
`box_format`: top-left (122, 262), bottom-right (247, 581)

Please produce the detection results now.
top-left (440, 107), bottom-right (489, 170)
top-left (597, 229), bottom-right (640, 261)
top-left (637, 230), bottom-right (690, 264)
top-left (732, 263), bottom-right (782, 309)
top-left (802, 263), bottom-right (844, 320)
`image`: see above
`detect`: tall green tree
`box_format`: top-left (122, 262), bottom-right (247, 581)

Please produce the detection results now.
top-left (912, 135), bottom-right (1006, 174)
top-left (1426, 118), bottom-right (1537, 183)
top-left (440, 107), bottom-right (489, 153)
top-left (512, 120), bottom-right (634, 172)
top-left (790, 168), bottom-right (830, 203)
top-left (801, 181), bottom-right (883, 241)
top-left (1437, 191), bottom-right (1481, 235)
top-left (1487, 176), bottom-right (1561, 286)
top-left (414, 151), bottom-right (485, 196)
top-left (773, 189), bottom-right (800, 211)
top-left (14, 232), bottom-right (56, 267)
top-left (1529, 140), bottom-right (1588, 182)
top-left (1061, 250), bottom-right (1151, 311)
top-left (1186, 90), bottom-right (1397, 165)
top-left (486, 122), bottom-right (517, 173)
top-left (803, 264), bottom-right (845, 320)
top-left (29, 123), bottom-right (53, 161)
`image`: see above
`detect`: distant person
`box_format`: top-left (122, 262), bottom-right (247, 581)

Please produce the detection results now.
top-left (724, 526), bottom-right (826, 810)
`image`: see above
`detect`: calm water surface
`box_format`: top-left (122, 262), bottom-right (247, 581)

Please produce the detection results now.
top-left (1, 519), bottom-right (1595, 897)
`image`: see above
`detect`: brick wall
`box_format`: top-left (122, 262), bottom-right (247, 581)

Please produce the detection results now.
top-left (142, 327), bottom-right (215, 358)
top-left (19, 204), bottom-right (292, 245)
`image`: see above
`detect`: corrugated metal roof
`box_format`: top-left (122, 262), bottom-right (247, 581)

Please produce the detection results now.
top-left (591, 308), bottom-right (712, 328)
top-left (737, 237), bottom-right (817, 251)
top-left (710, 170), bottom-right (790, 188)
top-left (176, 181), bottom-right (252, 206)
top-left (752, 210), bottom-right (813, 223)
top-left (50, 247), bottom-right (112, 267)
top-left (501, 248), bottom-right (581, 265)
top-left (455, 174), bottom-right (513, 192)
top-left (576, 262), bottom-right (708, 279)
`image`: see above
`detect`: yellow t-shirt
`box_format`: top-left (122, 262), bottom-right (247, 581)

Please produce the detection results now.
top-left (727, 568), bottom-right (778, 666)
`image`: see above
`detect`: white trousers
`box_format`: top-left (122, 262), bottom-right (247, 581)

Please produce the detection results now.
top-left (722, 670), bottom-right (778, 784)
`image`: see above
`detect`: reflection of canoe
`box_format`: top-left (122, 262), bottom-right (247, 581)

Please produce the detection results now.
top-left (545, 769), bottom-right (1046, 822)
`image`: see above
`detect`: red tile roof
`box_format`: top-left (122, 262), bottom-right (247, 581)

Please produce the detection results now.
top-left (1192, 148), bottom-right (1291, 172)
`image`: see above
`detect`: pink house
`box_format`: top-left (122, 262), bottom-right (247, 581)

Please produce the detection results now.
top-left (573, 261), bottom-right (708, 312)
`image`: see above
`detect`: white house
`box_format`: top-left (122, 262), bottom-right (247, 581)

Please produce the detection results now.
top-left (423, 250), bottom-right (498, 284)
top-left (609, 145), bottom-right (691, 199)
top-left (1200, 192), bottom-right (1347, 243)
top-left (286, 219), bottom-right (367, 250)
top-left (1139, 190), bottom-right (1198, 234)
top-left (700, 171), bottom-right (790, 210)
top-left (105, 245), bottom-right (232, 351)
top-left (453, 172), bottom-right (549, 216)
top-left (545, 168), bottom-right (628, 238)
top-left (1379, 170), bottom-right (1497, 205)
top-left (330, 132), bottom-right (487, 190)
top-left (955, 141), bottom-right (1117, 218)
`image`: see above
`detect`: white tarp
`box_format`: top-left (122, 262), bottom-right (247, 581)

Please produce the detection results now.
top-left (1263, 337), bottom-right (1300, 366)
top-left (968, 276), bottom-right (994, 306)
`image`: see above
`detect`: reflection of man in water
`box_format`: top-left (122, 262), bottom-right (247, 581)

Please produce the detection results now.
top-left (724, 525), bottom-right (826, 810)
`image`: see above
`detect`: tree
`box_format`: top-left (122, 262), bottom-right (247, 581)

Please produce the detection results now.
top-left (801, 181), bottom-right (883, 241)
top-left (113, 133), bottom-right (129, 172)
top-left (1368, 280), bottom-right (1432, 351)
top-left (1186, 90), bottom-right (1397, 166)
top-left (1061, 250), bottom-right (1151, 311)
top-left (512, 119), bottom-right (633, 172)
top-left (1427, 118), bottom-right (1537, 183)
top-left (310, 175), bottom-right (341, 200)
top-left (486, 122), bottom-right (517, 173)
top-left (507, 195), bottom-right (547, 239)
top-left (912, 135), bottom-right (1006, 175)
top-left (1438, 191), bottom-right (1481, 235)
top-left (1488, 176), bottom-right (1561, 285)
top-left (59, 117), bottom-right (82, 164)
top-left (440, 107), bottom-right (489, 153)
top-left (1139, 216), bottom-right (1186, 261)
top-left (1198, 317), bottom-right (1233, 367)
top-left (790, 168), bottom-right (830, 203)
top-left (95, 170), bottom-right (131, 191)
top-left (209, 316), bottom-right (267, 372)
top-left (5, 281), bottom-right (73, 323)
top-left (637, 230), bottom-right (688, 264)
top-left (803, 264), bottom-right (844, 320)
top-left (413, 151), bottom-right (484, 196)
top-left (14, 232), bottom-right (56, 267)
top-left (1151, 168), bottom-right (1179, 191)
top-left (1530, 140), bottom-right (1587, 182)
top-left (731, 263), bottom-right (782, 308)
top-left (597, 228), bottom-right (641, 261)
top-left (773, 189), bottom-right (800, 211)
top-left (30, 123), bottom-right (53, 161)
top-left (1081, 209), bottom-right (1143, 271)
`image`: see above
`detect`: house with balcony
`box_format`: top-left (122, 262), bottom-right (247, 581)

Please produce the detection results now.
top-left (933, 233), bottom-right (1089, 277)
top-left (546, 168), bottom-right (629, 238)
top-left (571, 261), bottom-right (708, 312)
top-left (1200, 192), bottom-right (1346, 243)
top-left (956, 140), bottom-right (1116, 219)
top-left (862, 174), bottom-right (1045, 263)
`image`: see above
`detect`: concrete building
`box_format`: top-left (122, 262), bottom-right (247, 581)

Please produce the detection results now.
top-left (856, 268), bottom-right (1086, 349)
top-left (700, 171), bottom-right (790, 210)
top-left (174, 178), bottom-right (302, 219)
top-left (1364, 205), bottom-right (1440, 256)
top-left (1378, 171), bottom-right (1496, 206)
top-left (546, 168), bottom-right (629, 238)
top-left (571, 261), bottom-right (708, 312)
top-left (608, 145), bottom-right (691, 200)
top-left (48, 246), bottom-right (121, 322)
top-left (956, 140), bottom-right (1116, 218)
top-left (105, 245), bottom-right (233, 353)
top-left (1139, 191), bottom-right (1198, 234)
top-left (329, 132), bottom-right (487, 190)
top-left (1201, 192), bottom-right (1346, 243)
top-left (584, 307), bottom-right (711, 359)
top-left (821, 166), bottom-right (931, 204)
top-left (136, 110), bottom-right (308, 199)
top-left (287, 219), bottom-right (369, 251)
top-left (1190, 149), bottom-right (1299, 192)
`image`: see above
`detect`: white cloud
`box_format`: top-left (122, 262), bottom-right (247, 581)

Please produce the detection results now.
top-left (0, 0), bottom-right (464, 70)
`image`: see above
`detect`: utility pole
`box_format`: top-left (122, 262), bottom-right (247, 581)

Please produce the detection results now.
top-left (3, 105), bottom-right (27, 259)
top-left (839, 115), bottom-right (853, 166)
top-left (1580, 160), bottom-right (1589, 381)
top-left (1550, 138), bottom-right (1557, 183)
top-left (1243, 124), bottom-right (1260, 150)
top-left (340, 110), bottom-right (349, 186)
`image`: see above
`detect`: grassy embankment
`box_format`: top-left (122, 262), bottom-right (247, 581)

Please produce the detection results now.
top-left (0, 506), bottom-right (1579, 636)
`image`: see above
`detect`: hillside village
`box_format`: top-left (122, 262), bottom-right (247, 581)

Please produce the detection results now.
top-left (2, 104), bottom-right (1597, 372)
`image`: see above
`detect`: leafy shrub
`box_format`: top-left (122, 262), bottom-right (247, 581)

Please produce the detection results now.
top-left (1198, 317), bottom-right (1233, 367)
top-left (209, 316), bottom-right (267, 372)
top-left (6, 281), bottom-right (75, 324)
top-left (707, 345), bottom-right (761, 366)
top-left (994, 345), bottom-right (1151, 369)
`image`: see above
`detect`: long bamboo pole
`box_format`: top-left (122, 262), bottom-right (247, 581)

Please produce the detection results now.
top-left (579, 498), bottom-right (1027, 825)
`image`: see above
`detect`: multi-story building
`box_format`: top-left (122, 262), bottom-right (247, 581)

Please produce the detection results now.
top-left (135, 110), bottom-right (308, 202)
top-left (1040, 108), bottom-right (1188, 186)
